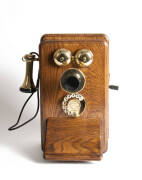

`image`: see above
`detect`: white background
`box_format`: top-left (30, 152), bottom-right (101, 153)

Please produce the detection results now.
top-left (0, 0), bottom-right (142, 179)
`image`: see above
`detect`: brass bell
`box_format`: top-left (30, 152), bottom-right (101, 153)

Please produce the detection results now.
top-left (75, 49), bottom-right (93, 67)
top-left (53, 48), bottom-right (71, 66)
top-left (20, 54), bottom-right (37, 93)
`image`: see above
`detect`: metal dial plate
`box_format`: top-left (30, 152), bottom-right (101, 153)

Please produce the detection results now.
top-left (62, 93), bottom-right (85, 117)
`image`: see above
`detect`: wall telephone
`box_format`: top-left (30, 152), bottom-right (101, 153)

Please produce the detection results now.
top-left (9, 34), bottom-right (118, 161)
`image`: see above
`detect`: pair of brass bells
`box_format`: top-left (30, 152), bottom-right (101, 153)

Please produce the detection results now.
top-left (53, 49), bottom-right (93, 67)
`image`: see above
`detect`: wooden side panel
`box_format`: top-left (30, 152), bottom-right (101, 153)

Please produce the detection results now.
top-left (44, 117), bottom-right (102, 161)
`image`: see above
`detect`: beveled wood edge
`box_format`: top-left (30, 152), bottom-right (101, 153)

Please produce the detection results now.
top-left (40, 34), bottom-right (109, 43)
top-left (43, 154), bottom-right (102, 161)
top-left (104, 38), bottom-right (109, 152)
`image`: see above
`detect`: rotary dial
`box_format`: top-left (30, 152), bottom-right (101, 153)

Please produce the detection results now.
top-left (62, 93), bottom-right (85, 117)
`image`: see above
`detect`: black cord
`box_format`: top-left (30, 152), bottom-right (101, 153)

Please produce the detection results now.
top-left (8, 74), bottom-right (39, 131)
top-left (8, 52), bottom-right (40, 131)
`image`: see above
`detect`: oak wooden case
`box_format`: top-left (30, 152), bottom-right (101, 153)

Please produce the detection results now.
top-left (39, 34), bottom-right (109, 161)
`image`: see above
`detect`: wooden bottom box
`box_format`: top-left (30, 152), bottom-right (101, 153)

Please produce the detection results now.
top-left (43, 117), bottom-right (103, 161)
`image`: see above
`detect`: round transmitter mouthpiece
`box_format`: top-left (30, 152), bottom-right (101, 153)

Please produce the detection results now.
top-left (60, 68), bottom-right (85, 93)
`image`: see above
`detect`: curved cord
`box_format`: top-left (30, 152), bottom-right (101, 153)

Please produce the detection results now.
top-left (8, 52), bottom-right (40, 131)
top-left (8, 74), bottom-right (39, 131)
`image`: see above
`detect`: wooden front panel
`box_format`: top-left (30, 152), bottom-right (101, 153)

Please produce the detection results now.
top-left (44, 117), bottom-right (102, 161)
top-left (39, 34), bottom-right (109, 159)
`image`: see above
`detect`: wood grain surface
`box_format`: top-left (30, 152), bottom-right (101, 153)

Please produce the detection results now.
top-left (39, 34), bottom-right (109, 161)
top-left (44, 117), bottom-right (102, 161)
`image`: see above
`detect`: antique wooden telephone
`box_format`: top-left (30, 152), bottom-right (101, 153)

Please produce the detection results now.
top-left (9, 34), bottom-right (118, 161)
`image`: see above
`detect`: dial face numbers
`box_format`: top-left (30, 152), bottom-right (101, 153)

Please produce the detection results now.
top-left (67, 98), bottom-right (81, 116)
top-left (62, 93), bottom-right (85, 117)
